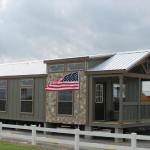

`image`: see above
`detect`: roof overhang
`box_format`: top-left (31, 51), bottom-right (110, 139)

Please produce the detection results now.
top-left (87, 50), bottom-right (150, 74)
top-left (44, 56), bottom-right (89, 64)
top-left (86, 69), bottom-right (126, 74)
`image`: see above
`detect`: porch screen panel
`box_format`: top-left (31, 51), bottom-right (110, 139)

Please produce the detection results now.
top-left (20, 79), bottom-right (33, 113)
top-left (0, 80), bottom-right (7, 111)
top-left (141, 81), bottom-right (150, 102)
top-left (58, 91), bottom-right (73, 115)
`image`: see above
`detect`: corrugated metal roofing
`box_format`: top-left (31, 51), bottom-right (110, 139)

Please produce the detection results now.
top-left (89, 53), bottom-right (115, 59)
top-left (0, 60), bottom-right (46, 77)
top-left (88, 50), bottom-right (150, 72)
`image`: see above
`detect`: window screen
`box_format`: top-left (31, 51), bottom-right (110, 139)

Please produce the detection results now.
top-left (20, 79), bottom-right (33, 113)
top-left (0, 80), bottom-right (7, 111)
top-left (67, 63), bottom-right (85, 71)
top-left (58, 91), bottom-right (73, 115)
top-left (141, 81), bottom-right (150, 102)
top-left (113, 84), bottom-right (126, 111)
top-left (48, 64), bottom-right (64, 72)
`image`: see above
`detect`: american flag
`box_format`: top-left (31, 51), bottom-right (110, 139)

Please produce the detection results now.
top-left (45, 72), bottom-right (79, 91)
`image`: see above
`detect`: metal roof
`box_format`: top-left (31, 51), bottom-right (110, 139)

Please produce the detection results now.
top-left (0, 60), bottom-right (46, 77)
top-left (89, 53), bottom-right (115, 59)
top-left (88, 50), bottom-right (150, 72)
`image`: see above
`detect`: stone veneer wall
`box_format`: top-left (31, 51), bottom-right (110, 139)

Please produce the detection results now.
top-left (46, 71), bottom-right (87, 125)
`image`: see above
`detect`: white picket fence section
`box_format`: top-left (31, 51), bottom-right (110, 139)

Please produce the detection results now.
top-left (0, 122), bottom-right (150, 150)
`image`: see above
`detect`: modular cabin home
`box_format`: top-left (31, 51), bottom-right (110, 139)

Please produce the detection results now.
top-left (45, 50), bottom-right (150, 132)
top-left (0, 60), bottom-right (46, 125)
top-left (0, 50), bottom-right (149, 133)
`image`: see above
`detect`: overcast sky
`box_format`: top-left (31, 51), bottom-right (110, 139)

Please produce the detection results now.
top-left (0, 0), bottom-right (150, 62)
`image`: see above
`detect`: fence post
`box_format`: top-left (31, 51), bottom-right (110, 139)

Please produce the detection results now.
top-left (74, 128), bottom-right (80, 150)
top-left (31, 125), bottom-right (36, 145)
top-left (131, 133), bottom-right (137, 150)
top-left (0, 122), bottom-right (2, 139)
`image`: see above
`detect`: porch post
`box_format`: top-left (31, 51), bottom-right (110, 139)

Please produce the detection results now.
top-left (119, 76), bottom-right (123, 122)
top-left (89, 76), bottom-right (93, 125)
top-left (138, 78), bottom-right (141, 120)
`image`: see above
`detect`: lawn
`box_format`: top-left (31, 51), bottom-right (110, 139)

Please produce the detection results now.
top-left (0, 141), bottom-right (41, 150)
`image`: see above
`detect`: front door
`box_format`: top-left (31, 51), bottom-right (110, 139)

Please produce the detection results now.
top-left (94, 83), bottom-right (105, 121)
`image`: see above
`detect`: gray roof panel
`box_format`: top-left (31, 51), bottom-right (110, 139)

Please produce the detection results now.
top-left (0, 60), bottom-right (46, 77)
top-left (88, 50), bottom-right (150, 72)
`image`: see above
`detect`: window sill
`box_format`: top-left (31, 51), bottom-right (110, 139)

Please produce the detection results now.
top-left (0, 111), bottom-right (6, 113)
top-left (19, 112), bottom-right (33, 115)
top-left (57, 114), bottom-right (73, 117)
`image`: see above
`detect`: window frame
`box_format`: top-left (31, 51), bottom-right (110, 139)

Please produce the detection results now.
top-left (57, 91), bottom-right (74, 116)
top-left (95, 83), bottom-right (104, 103)
top-left (20, 79), bottom-right (33, 114)
top-left (113, 83), bottom-right (126, 111)
top-left (48, 64), bottom-right (65, 73)
top-left (0, 80), bottom-right (7, 112)
top-left (113, 84), bottom-right (126, 99)
top-left (67, 62), bottom-right (85, 71)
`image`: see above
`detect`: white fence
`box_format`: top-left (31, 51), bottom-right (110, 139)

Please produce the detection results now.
top-left (0, 122), bottom-right (150, 150)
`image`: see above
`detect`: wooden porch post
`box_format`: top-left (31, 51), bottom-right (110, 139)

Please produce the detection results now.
top-left (119, 76), bottom-right (123, 122)
top-left (138, 78), bottom-right (141, 120)
top-left (89, 76), bottom-right (93, 125)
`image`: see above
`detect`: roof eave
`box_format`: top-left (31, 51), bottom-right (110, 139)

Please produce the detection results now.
top-left (0, 74), bottom-right (47, 79)
top-left (44, 56), bottom-right (89, 64)
top-left (126, 53), bottom-right (150, 71)
top-left (86, 69), bottom-right (126, 74)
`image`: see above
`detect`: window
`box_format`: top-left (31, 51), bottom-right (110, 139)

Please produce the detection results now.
top-left (141, 81), bottom-right (150, 102)
top-left (58, 91), bottom-right (73, 115)
top-left (48, 64), bottom-right (64, 72)
top-left (113, 84), bottom-right (126, 111)
top-left (67, 63), bottom-right (85, 71)
top-left (20, 79), bottom-right (33, 113)
top-left (0, 80), bottom-right (7, 111)
top-left (95, 84), bottom-right (104, 103)
top-left (113, 84), bottom-right (126, 98)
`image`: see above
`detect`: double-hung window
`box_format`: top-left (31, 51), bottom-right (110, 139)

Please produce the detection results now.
top-left (0, 80), bottom-right (7, 111)
top-left (58, 91), bottom-right (73, 115)
top-left (20, 79), bottom-right (33, 113)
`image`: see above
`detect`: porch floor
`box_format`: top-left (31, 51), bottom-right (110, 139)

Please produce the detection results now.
top-left (92, 120), bottom-right (150, 128)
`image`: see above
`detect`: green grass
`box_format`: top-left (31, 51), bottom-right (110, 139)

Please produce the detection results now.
top-left (0, 141), bottom-right (41, 150)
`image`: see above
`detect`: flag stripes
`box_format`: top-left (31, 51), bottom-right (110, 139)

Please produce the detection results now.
top-left (45, 72), bottom-right (79, 91)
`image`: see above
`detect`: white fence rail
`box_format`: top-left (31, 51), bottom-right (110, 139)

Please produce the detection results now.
top-left (0, 122), bottom-right (150, 150)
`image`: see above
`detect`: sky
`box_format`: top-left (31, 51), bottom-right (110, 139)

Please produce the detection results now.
top-left (0, 0), bottom-right (150, 62)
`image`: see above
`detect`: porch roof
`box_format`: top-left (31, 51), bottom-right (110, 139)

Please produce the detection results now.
top-left (88, 50), bottom-right (150, 73)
